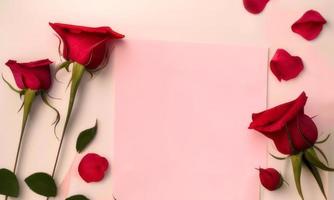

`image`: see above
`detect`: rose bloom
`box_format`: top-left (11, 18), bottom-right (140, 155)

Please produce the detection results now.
top-left (249, 92), bottom-right (318, 155)
top-left (49, 22), bottom-right (124, 69)
top-left (5, 59), bottom-right (53, 90)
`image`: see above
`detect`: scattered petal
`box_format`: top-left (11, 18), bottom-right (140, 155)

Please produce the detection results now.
top-left (78, 153), bottom-right (109, 183)
top-left (243, 0), bottom-right (269, 14)
top-left (270, 49), bottom-right (304, 81)
top-left (291, 10), bottom-right (327, 41)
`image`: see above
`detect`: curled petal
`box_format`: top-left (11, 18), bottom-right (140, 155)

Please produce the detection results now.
top-left (243, 0), bottom-right (269, 14)
top-left (291, 10), bottom-right (327, 41)
top-left (270, 49), bottom-right (304, 81)
top-left (249, 92), bottom-right (307, 133)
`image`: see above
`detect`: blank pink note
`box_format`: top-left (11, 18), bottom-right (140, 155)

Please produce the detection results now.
top-left (113, 40), bottom-right (268, 200)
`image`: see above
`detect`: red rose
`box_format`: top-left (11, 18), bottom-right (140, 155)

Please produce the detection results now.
top-left (249, 92), bottom-right (318, 155)
top-left (49, 22), bottom-right (124, 69)
top-left (5, 59), bottom-right (53, 90)
top-left (258, 168), bottom-right (283, 191)
top-left (78, 153), bottom-right (109, 183)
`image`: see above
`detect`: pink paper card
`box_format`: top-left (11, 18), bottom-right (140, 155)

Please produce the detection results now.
top-left (112, 40), bottom-right (268, 200)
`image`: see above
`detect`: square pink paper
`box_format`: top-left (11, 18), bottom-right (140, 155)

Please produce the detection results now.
top-left (112, 40), bottom-right (268, 200)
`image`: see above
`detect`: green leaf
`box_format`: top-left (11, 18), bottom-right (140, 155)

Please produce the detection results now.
top-left (305, 147), bottom-right (334, 171)
top-left (66, 194), bottom-right (90, 200)
top-left (25, 172), bottom-right (57, 197)
top-left (0, 168), bottom-right (19, 197)
top-left (291, 153), bottom-right (304, 200)
top-left (303, 156), bottom-right (327, 199)
top-left (76, 120), bottom-right (98, 153)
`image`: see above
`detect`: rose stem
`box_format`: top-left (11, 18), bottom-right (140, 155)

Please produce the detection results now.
top-left (5, 89), bottom-right (36, 200)
top-left (47, 62), bottom-right (85, 200)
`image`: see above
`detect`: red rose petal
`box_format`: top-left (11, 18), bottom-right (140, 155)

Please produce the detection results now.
top-left (269, 114), bottom-right (318, 155)
top-left (288, 114), bottom-right (318, 151)
top-left (243, 0), bottom-right (269, 14)
top-left (249, 92), bottom-right (307, 133)
top-left (78, 153), bottom-right (109, 183)
top-left (270, 49), bottom-right (304, 81)
top-left (291, 10), bottom-right (327, 41)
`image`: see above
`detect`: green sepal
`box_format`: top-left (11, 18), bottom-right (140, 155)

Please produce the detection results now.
top-left (314, 145), bottom-right (329, 165)
top-left (17, 102), bottom-right (24, 113)
top-left (76, 120), bottom-right (98, 153)
top-left (0, 168), bottom-right (19, 197)
top-left (55, 61), bottom-right (72, 82)
top-left (56, 61), bottom-right (72, 73)
top-left (305, 147), bottom-right (334, 171)
top-left (303, 155), bottom-right (327, 199)
top-left (2, 75), bottom-right (22, 94)
top-left (66, 194), bottom-right (89, 200)
top-left (25, 172), bottom-right (57, 197)
top-left (41, 92), bottom-right (61, 138)
top-left (269, 153), bottom-right (288, 160)
top-left (86, 70), bottom-right (94, 79)
top-left (291, 153), bottom-right (304, 200)
top-left (316, 134), bottom-right (331, 144)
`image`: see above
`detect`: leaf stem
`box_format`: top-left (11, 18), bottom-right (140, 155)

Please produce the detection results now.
top-left (47, 63), bottom-right (85, 200)
top-left (5, 89), bottom-right (36, 200)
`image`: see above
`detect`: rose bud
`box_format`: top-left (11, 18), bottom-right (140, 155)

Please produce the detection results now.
top-left (49, 22), bottom-right (124, 69)
top-left (5, 59), bottom-right (53, 90)
top-left (249, 92), bottom-right (318, 155)
top-left (258, 168), bottom-right (283, 191)
top-left (78, 153), bottom-right (109, 183)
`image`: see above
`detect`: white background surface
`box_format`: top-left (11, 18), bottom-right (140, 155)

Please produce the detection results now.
top-left (0, 0), bottom-right (333, 199)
